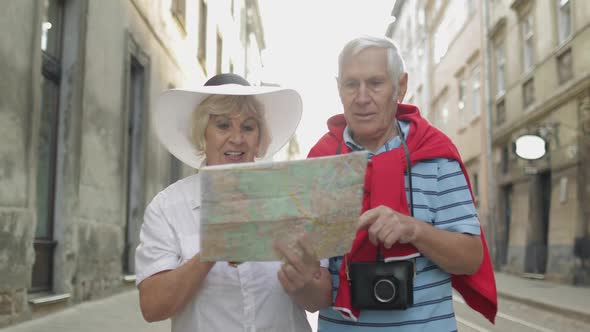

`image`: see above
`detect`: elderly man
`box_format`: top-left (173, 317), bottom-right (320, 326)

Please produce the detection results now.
top-left (308, 36), bottom-right (497, 331)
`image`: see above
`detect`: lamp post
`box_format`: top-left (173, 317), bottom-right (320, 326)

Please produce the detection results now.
top-left (514, 134), bottom-right (548, 160)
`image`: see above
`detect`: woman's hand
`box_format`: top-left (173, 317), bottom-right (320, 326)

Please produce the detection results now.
top-left (274, 233), bottom-right (321, 295)
top-left (273, 233), bottom-right (331, 312)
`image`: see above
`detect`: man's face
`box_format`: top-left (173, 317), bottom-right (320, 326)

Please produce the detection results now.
top-left (338, 47), bottom-right (402, 151)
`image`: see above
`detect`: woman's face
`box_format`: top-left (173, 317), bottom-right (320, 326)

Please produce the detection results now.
top-left (204, 111), bottom-right (261, 166)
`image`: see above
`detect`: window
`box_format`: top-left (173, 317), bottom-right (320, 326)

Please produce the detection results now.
top-left (437, 102), bottom-right (449, 132)
top-left (170, 155), bottom-right (182, 184)
top-left (473, 172), bottom-right (480, 198)
top-left (523, 78), bottom-right (535, 107)
top-left (495, 41), bottom-right (506, 96)
top-left (442, 104), bottom-right (449, 128)
top-left (198, 0), bottom-right (207, 70)
top-left (471, 66), bottom-right (481, 118)
top-left (557, 48), bottom-right (573, 84)
top-left (501, 145), bottom-right (509, 174)
top-left (496, 99), bottom-right (506, 125)
top-left (458, 78), bottom-right (467, 125)
top-left (557, 0), bottom-right (572, 44)
top-left (433, 0), bottom-right (470, 64)
top-left (171, 0), bottom-right (186, 30)
top-left (406, 19), bottom-right (413, 50)
top-left (467, 0), bottom-right (476, 16)
top-left (521, 13), bottom-right (535, 72)
top-left (168, 83), bottom-right (182, 185)
top-left (418, 8), bottom-right (425, 28)
top-left (124, 54), bottom-right (147, 274)
top-left (33, 0), bottom-right (64, 293)
top-left (416, 86), bottom-right (423, 114)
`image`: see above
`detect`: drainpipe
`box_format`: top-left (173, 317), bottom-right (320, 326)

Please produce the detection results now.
top-left (482, 0), bottom-right (497, 265)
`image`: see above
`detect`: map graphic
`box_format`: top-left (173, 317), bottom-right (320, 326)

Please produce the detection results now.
top-left (199, 151), bottom-right (368, 261)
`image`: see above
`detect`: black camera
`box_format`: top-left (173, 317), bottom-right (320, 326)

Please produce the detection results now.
top-left (349, 259), bottom-right (415, 310)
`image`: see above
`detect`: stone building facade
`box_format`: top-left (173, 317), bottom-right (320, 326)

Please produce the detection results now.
top-left (488, 0), bottom-right (590, 284)
top-left (387, 0), bottom-right (494, 256)
top-left (0, 0), bottom-right (265, 327)
top-left (388, 0), bottom-right (590, 284)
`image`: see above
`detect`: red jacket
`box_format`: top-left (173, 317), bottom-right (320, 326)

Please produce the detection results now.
top-left (308, 104), bottom-right (497, 323)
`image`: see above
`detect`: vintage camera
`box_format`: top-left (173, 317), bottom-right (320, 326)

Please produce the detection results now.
top-left (349, 259), bottom-right (414, 310)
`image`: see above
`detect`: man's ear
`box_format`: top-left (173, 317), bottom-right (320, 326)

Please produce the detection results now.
top-left (397, 72), bottom-right (409, 103)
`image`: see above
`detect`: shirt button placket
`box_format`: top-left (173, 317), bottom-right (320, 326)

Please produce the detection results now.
top-left (238, 263), bottom-right (256, 331)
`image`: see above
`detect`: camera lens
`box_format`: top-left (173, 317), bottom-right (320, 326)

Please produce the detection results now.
top-left (373, 278), bottom-right (396, 303)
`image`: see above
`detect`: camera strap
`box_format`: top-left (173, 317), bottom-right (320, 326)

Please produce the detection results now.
top-left (398, 120), bottom-right (414, 218)
top-left (343, 120), bottom-right (415, 281)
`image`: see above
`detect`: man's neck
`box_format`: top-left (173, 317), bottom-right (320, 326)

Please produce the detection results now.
top-left (352, 120), bottom-right (399, 152)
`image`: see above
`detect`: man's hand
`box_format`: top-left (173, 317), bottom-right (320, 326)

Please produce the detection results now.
top-left (274, 233), bottom-right (321, 295)
top-left (358, 205), bottom-right (419, 248)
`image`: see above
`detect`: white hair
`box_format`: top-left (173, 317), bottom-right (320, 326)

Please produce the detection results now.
top-left (338, 35), bottom-right (406, 97)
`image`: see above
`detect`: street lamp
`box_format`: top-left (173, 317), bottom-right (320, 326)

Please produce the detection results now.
top-left (513, 122), bottom-right (567, 161)
top-left (514, 134), bottom-right (547, 160)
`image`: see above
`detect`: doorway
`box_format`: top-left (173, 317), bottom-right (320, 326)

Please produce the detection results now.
top-left (525, 171), bottom-right (551, 274)
top-left (122, 56), bottom-right (146, 274)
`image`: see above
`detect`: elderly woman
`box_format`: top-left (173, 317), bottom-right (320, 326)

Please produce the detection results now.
top-left (134, 74), bottom-right (332, 332)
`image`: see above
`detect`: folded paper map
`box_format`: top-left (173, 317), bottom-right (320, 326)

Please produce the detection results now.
top-left (199, 151), bottom-right (368, 261)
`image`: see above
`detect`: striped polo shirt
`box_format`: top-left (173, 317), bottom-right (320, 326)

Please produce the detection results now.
top-left (317, 120), bottom-right (480, 332)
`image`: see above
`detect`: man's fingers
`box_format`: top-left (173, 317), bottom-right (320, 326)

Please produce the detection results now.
top-left (358, 205), bottom-right (394, 231)
top-left (367, 218), bottom-right (385, 245)
top-left (383, 230), bottom-right (400, 249)
top-left (369, 213), bottom-right (394, 245)
top-left (377, 221), bottom-right (395, 244)
top-left (358, 208), bottom-right (381, 230)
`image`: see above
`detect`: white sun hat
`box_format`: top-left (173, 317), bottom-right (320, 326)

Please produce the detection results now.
top-left (152, 74), bottom-right (303, 169)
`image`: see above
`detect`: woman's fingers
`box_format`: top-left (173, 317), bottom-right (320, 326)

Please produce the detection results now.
top-left (278, 263), bottom-right (307, 294)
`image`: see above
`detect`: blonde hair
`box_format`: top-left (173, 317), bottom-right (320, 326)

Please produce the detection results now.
top-left (190, 94), bottom-right (271, 158)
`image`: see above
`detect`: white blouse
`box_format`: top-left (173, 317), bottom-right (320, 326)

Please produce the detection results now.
top-left (135, 173), bottom-right (313, 332)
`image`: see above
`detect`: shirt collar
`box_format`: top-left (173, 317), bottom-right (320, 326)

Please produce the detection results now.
top-left (343, 120), bottom-right (410, 158)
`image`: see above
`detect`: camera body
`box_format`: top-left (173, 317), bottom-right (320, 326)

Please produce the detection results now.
top-left (349, 260), bottom-right (415, 310)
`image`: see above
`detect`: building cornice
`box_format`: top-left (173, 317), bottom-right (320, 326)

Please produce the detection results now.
top-left (492, 73), bottom-right (590, 143)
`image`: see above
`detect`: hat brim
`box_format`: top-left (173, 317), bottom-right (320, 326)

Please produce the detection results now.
top-left (153, 84), bottom-right (303, 168)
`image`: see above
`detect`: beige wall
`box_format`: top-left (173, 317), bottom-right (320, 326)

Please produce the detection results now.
top-left (489, 0), bottom-right (590, 283)
top-left (390, 0), bottom-right (492, 240)
top-left (390, 0), bottom-right (590, 283)
top-left (0, 0), bottom-right (265, 327)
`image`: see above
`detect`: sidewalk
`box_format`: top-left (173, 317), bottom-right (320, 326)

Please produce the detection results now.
top-left (0, 290), bottom-right (318, 332)
top-left (495, 271), bottom-right (590, 323)
top-left (2, 272), bottom-right (589, 331)
top-left (0, 290), bottom-right (169, 332)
